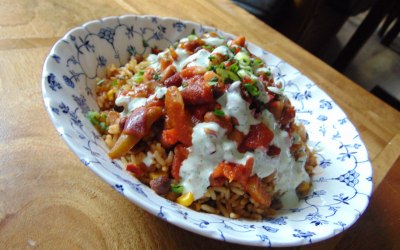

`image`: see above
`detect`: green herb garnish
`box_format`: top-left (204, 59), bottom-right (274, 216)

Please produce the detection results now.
top-left (213, 109), bottom-right (225, 117)
top-left (171, 184), bottom-right (184, 194)
top-left (153, 73), bottom-right (161, 81)
top-left (244, 83), bottom-right (260, 97)
top-left (132, 70), bottom-right (145, 84)
top-left (229, 62), bottom-right (239, 73)
top-left (112, 79), bottom-right (118, 86)
top-left (208, 77), bottom-right (219, 86)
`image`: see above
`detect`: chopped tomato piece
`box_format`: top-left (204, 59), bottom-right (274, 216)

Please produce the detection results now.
top-left (203, 112), bottom-right (232, 133)
top-left (171, 144), bottom-right (189, 180)
top-left (164, 87), bottom-right (193, 146)
top-left (210, 158), bottom-right (253, 187)
top-left (126, 163), bottom-right (145, 177)
top-left (241, 123), bottom-right (274, 150)
top-left (181, 66), bottom-right (206, 78)
top-left (180, 75), bottom-right (214, 105)
top-left (232, 35), bottom-right (246, 47)
top-left (246, 175), bottom-right (271, 206)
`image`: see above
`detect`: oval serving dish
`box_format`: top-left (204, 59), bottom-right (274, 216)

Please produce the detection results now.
top-left (41, 15), bottom-right (373, 247)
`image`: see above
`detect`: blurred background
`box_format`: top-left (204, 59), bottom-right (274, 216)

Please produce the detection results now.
top-left (232, 0), bottom-right (400, 110)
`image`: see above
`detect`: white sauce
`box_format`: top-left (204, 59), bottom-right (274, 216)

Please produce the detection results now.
top-left (202, 37), bottom-right (225, 46)
top-left (211, 45), bottom-right (233, 57)
top-left (179, 49), bottom-right (210, 69)
top-left (217, 81), bottom-right (259, 134)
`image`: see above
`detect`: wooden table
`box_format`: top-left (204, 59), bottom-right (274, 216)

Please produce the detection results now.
top-left (1, 0), bottom-right (399, 249)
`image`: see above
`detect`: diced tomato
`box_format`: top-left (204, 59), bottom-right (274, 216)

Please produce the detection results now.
top-left (184, 39), bottom-right (205, 53)
top-left (164, 87), bottom-right (193, 146)
top-left (163, 72), bottom-right (182, 87)
top-left (203, 111), bottom-right (232, 133)
top-left (241, 123), bottom-right (274, 150)
top-left (181, 66), bottom-right (206, 78)
top-left (268, 100), bottom-right (284, 121)
top-left (161, 129), bottom-right (179, 147)
top-left (228, 128), bottom-right (245, 147)
top-left (246, 175), bottom-right (271, 206)
top-left (171, 144), bottom-right (189, 180)
top-left (280, 106), bottom-right (296, 127)
top-left (180, 75), bottom-right (214, 105)
top-left (151, 47), bottom-right (162, 54)
top-left (209, 158), bottom-right (253, 187)
top-left (188, 103), bottom-right (215, 122)
top-left (232, 36), bottom-right (246, 47)
top-left (126, 164), bottom-right (145, 177)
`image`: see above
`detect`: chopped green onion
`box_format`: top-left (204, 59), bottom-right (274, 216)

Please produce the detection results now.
top-left (202, 45), bottom-right (214, 51)
top-left (153, 73), bottom-right (161, 81)
top-left (96, 79), bottom-right (105, 86)
top-left (244, 83), bottom-right (260, 97)
top-left (171, 184), bottom-right (184, 194)
top-left (99, 122), bottom-right (108, 131)
top-left (252, 58), bottom-right (263, 66)
top-left (234, 51), bottom-right (250, 66)
top-left (132, 70), bottom-right (145, 83)
top-left (216, 67), bottom-right (239, 82)
top-left (207, 65), bottom-right (216, 71)
top-left (112, 79), bottom-right (118, 86)
top-left (208, 76), bottom-right (219, 86)
top-left (237, 69), bottom-right (252, 79)
top-left (213, 109), bottom-right (225, 116)
top-left (229, 63), bottom-right (239, 73)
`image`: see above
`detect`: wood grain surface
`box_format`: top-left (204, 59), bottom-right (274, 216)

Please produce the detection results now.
top-left (0, 0), bottom-right (399, 249)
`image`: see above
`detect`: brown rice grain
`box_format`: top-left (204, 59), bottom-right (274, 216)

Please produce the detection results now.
top-left (200, 204), bottom-right (218, 214)
top-left (231, 186), bottom-right (244, 195)
top-left (229, 212), bottom-right (240, 219)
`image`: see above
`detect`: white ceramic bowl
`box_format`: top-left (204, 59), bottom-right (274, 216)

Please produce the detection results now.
top-left (41, 15), bottom-right (373, 247)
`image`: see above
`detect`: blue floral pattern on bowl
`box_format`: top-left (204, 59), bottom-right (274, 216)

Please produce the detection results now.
top-left (41, 15), bottom-right (373, 247)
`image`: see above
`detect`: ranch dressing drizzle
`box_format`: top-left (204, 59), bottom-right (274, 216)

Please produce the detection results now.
top-left (202, 37), bottom-right (225, 46)
top-left (217, 81), bottom-right (259, 134)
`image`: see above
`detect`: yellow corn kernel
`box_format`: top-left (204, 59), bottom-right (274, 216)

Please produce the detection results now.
top-left (107, 89), bottom-right (115, 101)
top-left (177, 192), bottom-right (194, 207)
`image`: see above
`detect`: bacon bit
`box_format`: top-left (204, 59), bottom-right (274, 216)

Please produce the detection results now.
top-left (267, 145), bottom-right (281, 156)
